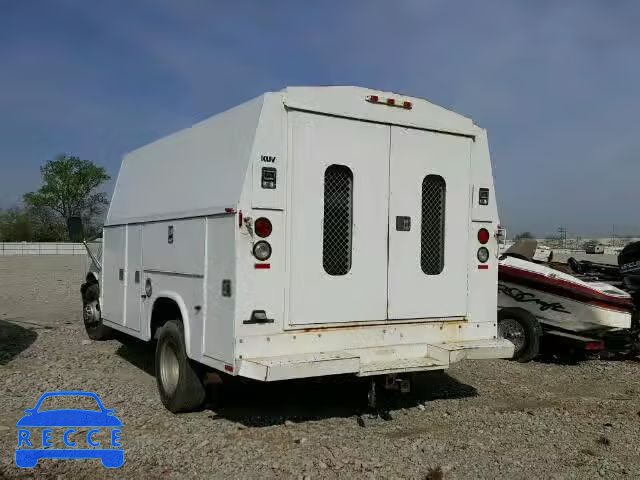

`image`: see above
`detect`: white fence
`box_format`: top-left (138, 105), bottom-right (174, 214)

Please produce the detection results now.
top-left (0, 242), bottom-right (88, 255)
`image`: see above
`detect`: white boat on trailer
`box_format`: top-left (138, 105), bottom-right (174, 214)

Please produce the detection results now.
top-left (497, 239), bottom-right (635, 361)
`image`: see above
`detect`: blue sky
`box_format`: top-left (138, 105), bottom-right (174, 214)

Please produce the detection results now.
top-left (1, 1), bottom-right (638, 236)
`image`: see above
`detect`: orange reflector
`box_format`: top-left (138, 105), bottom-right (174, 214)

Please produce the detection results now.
top-left (366, 95), bottom-right (412, 110)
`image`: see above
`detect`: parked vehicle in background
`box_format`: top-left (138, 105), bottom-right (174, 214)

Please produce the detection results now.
top-left (497, 239), bottom-right (636, 362)
top-left (585, 244), bottom-right (605, 254)
top-left (78, 86), bottom-right (513, 412)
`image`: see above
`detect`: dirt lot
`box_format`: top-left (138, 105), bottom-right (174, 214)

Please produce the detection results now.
top-left (1, 256), bottom-right (640, 479)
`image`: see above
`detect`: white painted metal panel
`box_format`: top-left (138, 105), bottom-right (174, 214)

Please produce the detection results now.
top-left (287, 112), bottom-right (389, 325)
top-left (142, 218), bottom-right (206, 275)
top-left (125, 224), bottom-right (142, 332)
top-left (283, 86), bottom-right (476, 137)
top-left (101, 227), bottom-right (126, 326)
top-left (235, 211), bottom-right (286, 334)
top-left (203, 216), bottom-right (236, 363)
top-left (250, 94), bottom-right (287, 209)
top-left (387, 127), bottom-right (471, 319)
top-left (141, 273), bottom-right (204, 356)
top-left (106, 96), bottom-right (264, 225)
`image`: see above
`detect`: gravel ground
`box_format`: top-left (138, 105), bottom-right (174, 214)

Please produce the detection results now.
top-left (1, 255), bottom-right (640, 479)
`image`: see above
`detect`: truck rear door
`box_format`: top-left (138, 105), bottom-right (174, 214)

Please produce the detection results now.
top-left (287, 113), bottom-right (471, 326)
top-left (287, 112), bottom-right (390, 325)
top-left (387, 127), bottom-right (471, 319)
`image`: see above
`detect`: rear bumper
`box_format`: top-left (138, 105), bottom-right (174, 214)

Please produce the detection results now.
top-left (237, 338), bottom-right (514, 381)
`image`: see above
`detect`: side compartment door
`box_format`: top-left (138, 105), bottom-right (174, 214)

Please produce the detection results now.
top-left (287, 112), bottom-right (390, 325)
top-left (387, 127), bottom-right (471, 319)
top-left (125, 224), bottom-right (142, 332)
top-left (102, 226), bottom-right (126, 325)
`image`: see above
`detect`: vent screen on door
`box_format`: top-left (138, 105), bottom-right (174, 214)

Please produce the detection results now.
top-left (323, 165), bottom-right (353, 275)
top-left (421, 174), bottom-right (446, 275)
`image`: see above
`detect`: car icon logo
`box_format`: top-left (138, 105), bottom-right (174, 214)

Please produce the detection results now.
top-left (15, 391), bottom-right (123, 468)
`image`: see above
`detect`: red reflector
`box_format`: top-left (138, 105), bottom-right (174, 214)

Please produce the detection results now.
top-left (386, 98), bottom-right (395, 106)
top-left (478, 265), bottom-right (489, 270)
top-left (403, 101), bottom-right (412, 109)
top-left (225, 207), bottom-right (235, 213)
top-left (238, 210), bottom-right (243, 228)
top-left (585, 341), bottom-right (604, 351)
top-left (254, 217), bottom-right (272, 238)
top-left (367, 95), bottom-right (379, 103)
top-left (224, 364), bottom-right (234, 373)
top-left (478, 228), bottom-right (490, 244)
top-left (255, 263), bottom-right (271, 269)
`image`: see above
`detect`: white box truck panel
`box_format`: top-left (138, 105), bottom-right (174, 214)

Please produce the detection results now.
top-left (388, 127), bottom-right (470, 319)
top-left (101, 226), bottom-right (126, 327)
top-left (125, 224), bottom-right (143, 332)
top-left (143, 219), bottom-right (206, 276)
top-left (287, 112), bottom-right (390, 325)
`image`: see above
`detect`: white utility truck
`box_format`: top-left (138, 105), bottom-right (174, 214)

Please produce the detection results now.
top-left (79, 86), bottom-right (513, 412)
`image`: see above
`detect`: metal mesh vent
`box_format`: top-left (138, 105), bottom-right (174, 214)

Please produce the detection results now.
top-left (421, 175), bottom-right (446, 275)
top-left (323, 165), bottom-right (353, 275)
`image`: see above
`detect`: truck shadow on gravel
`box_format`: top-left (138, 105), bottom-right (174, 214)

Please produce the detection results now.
top-left (114, 336), bottom-right (156, 376)
top-left (208, 372), bottom-right (478, 427)
top-left (0, 319), bottom-right (38, 365)
top-left (114, 339), bottom-right (478, 426)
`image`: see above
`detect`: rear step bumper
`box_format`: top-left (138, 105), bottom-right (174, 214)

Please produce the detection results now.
top-left (237, 338), bottom-right (514, 381)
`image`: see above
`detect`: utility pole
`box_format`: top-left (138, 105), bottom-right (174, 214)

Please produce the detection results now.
top-left (558, 227), bottom-right (567, 249)
top-left (611, 224), bottom-right (616, 247)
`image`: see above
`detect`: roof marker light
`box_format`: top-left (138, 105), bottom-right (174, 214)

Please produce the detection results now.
top-left (366, 95), bottom-right (412, 110)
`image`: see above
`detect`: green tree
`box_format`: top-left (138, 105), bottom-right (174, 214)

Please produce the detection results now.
top-left (0, 207), bottom-right (33, 241)
top-left (23, 155), bottom-right (110, 238)
top-left (514, 231), bottom-right (535, 241)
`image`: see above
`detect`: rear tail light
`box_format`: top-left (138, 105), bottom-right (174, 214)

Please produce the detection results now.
top-left (585, 341), bottom-right (605, 351)
top-left (253, 241), bottom-right (272, 261)
top-left (477, 247), bottom-right (489, 263)
top-left (477, 228), bottom-right (490, 244)
top-left (254, 217), bottom-right (272, 238)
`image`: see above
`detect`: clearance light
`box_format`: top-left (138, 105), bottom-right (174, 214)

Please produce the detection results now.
top-left (366, 95), bottom-right (412, 110)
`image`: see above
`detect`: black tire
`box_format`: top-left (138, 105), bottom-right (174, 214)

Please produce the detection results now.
top-left (155, 320), bottom-right (206, 413)
top-left (82, 283), bottom-right (112, 341)
top-left (498, 307), bottom-right (542, 363)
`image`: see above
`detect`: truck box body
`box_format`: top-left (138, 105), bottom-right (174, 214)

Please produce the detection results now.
top-left (101, 86), bottom-right (512, 381)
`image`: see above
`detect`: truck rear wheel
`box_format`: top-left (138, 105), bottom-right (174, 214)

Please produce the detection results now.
top-left (82, 283), bottom-right (112, 340)
top-left (155, 320), bottom-right (205, 413)
top-left (498, 307), bottom-right (542, 363)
